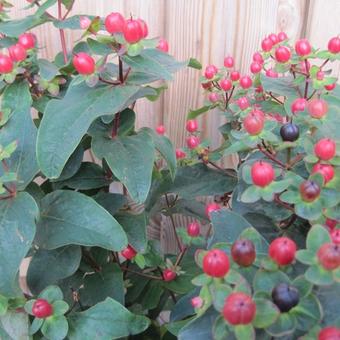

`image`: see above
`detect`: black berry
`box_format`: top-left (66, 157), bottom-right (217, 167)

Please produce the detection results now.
top-left (280, 123), bottom-right (300, 142)
top-left (272, 283), bottom-right (299, 313)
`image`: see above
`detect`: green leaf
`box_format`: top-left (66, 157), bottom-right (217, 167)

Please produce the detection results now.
top-left (210, 284), bottom-right (232, 312)
top-left (253, 270), bottom-right (290, 293)
top-left (139, 280), bottom-right (163, 310)
top-left (0, 192), bottom-right (38, 297)
top-left (266, 313), bottom-right (296, 337)
top-left (39, 286), bottom-right (63, 303)
top-left (260, 74), bottom-right (299, 97)
top-left (0, 295), bottom-right (8, 316)
top-left (36, 190), bottom-right (127, 251)
top-left (305, 264), bottom-right (334, 286)
top-left (292, 276), bottom-right (313, 298)
top-left (93, 192), bottom-right (127, 216)
top-left (38, 59), bottom-right (59, 81)
top-left (239, 227), bottom-right (269, 254)
top-left (187, 105), bottom-right (211, 120)
top-left (52, 301), bottom-right (69, 316)
top-left (192, 273), bottom-right (212, 286)
top-left (306, 224), bottom-right (331, 252)
top-left (0, 81), bottom-right (38, 189)
top-left (253, 298), bottom-right (280, 328)
top-left (212, 315), bottom-right (230, 340)
top-left (67, 298), bottom-right (150, 339)
top-left (296, 249), bottom-right (316, 265)
top-left (41, 315), bottom-right (68, 340)
top-left (29, 317), bottom-right (43, 335)
top-left (37, 79), bottom-right (149, 179)
top-left (188, 58), bottom-right (202, 70)
top-left (27, 246), bottom-right (81, 295)
top-left (91, 129), bottom-right (155, 203)
top-left (234, 324), bottom-right (255, 340)
top-left (0, 310), bottom-right (29, 339)
top-left (241, 185), bottom-right (261, 203)
top-left (317, 283), bottom-right (340, 324)
top-left (295, 200), bottom-right (323, 220)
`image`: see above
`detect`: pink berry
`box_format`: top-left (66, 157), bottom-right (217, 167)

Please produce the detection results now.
top-left (277, 31), bottom-right (288, 42)
top-left (325, 83), bottom-right (336, 91)
top-left (208, 92), bottom-right (219, 103)
top-left (253, 52), bottom-right (264, 64)
top-left (266, 68), bottom-right (278, 78)
top-left (157, 38), bottom-right (169, 53)
top-left (205, 202), bottom-right (221, 219)
top-left (18, 33), bottom-right (36, 50)
top-left (163, 269), bottom-right (176, 282)
top-left (237, 97), bottom-right (250, 110)
top-left (186, 136), bottom-right (200, 149)
top-left (295, 39), bottom-right (312, 56)
top-left (175, 149), bottom-right (186, 159)
top-left (156, 125), bottom-right (165, 135)
top-left (204, 65), bottom-right (218, 79)
top-left (191, 296), bottom-right (203, 309)
top-left (73, 52), bottom-right (95, 75)
top-left (80, 16), bottom-right (91, 30)
top-left (269, 33), bottom-right (278, 45)
top-left (8, 44), bottom-right (27, 62)
top-left (316, 70), bottom-right (324, 81)
top-left (219, 78), bottom-right (232, 91)
top-left (230, 71), bottom-right (240, 81)
top-left (224, 56), bottom-right (234, 68)
top-left (328, 36), bottom-right (340, 54)
top-left (275, 46), bottom-right (291, 63)
top-left (123, 18), bottom-right (143, 44)
top-left (187, 221), bottom-right (200, 237)
top-left (105, 12), bottom-right (125, 34)
top-left (186, 119), bottom-right (198, 133)
top-left (239, 75), bottom-right (252, 89)
top-left (261, 37), bottom-right (273, 52)
top-left (137, 18), bottom-right (148, 38)
top-left (291, 98), bottom-right (306, 114)
top-left (250, 61), bottom-right (262, 74)
top-left (314, 138), bottom-right (336, 161)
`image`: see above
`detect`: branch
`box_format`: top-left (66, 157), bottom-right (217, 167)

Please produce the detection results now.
top-left (57, 0), bottom-right (68, 64)
top-left (274, 194), bottom-right (295, 212)
top-left (120, 266), bottom-right (162, 280)
top-left (257, 144), bottom-right (286, 168)
top-left (175, 247), bottom-right (187, 267)
top-left (303, 59), bottom-right (310, 99)
top-left (165, 193), bottom-right (182, 252)
top-left (267, 92), bottom-right (284, 105)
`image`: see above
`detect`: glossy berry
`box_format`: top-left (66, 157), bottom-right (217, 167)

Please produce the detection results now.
top-left (204, 65), bottom-right (218, 79)
top-left (175, 148), bottom-right (186, 159)
top-left (266, 68), bottom-right (278, 78)
top-left (191, 296), bottom-right (203, 309)
top-left (79, 16), bottom-right (91, 30)
top-left (300, 180), bottom-right (321, 202)
top-left (8, 44), bottom-right (27, 62)
top-left (269, 237), bottom-right (296, 266)
top-left (186, 136), bottom-right (200, 149)
top-left (275, 46), bottom-right (291, 63)
top-left (308, 98), bottom-right (328, 119)
top-left (328, 36), bottom-right (340, 54)
top-left (105, 12), bottom-right (125, 34)
top-left (137, 18), bottom-right (148, 38)
top-left (269, 33), bottom-right (279, 45)
top-left (253, 52), bottom-right (264, 64)
top-left (237, 97), bottom-right (249, 110)
top-left (331, 229), bottom-right (340, 245)
top-left (32, 299), bottom-right (53, 319)
top-left (251, 161), bottom-right (275, 187)
top-left (325, 83), bottom-right (336, 91)
top-left (219, 78), bottom-right (232, 91)
top-left (208, 92), bottom-right (219, 103)
top-left (280, 123), bottom-right (299, 142)
top-left (156, 125), bottom-right (165, 135)
top-left (243, 113), bottom-right (264, 135)
top-left (230, 71), bottom-right (240, 81)
top-left (121, 245), bottom-right (137, 260)
top-left (277, 31), bottom-right (288, 42)
top-left (326, 218), bottom-right (338, 230)
top-left (250, 61), bottom-right (262, 74)
top-left (314, 138), bottom-right (336, 161)
top-left (0, 54), bottom-right (13, 73)
top-left (186, 119), bottom-right (198, 133)
top-left (317, 243), bottom-right (340, 270)
top-left (224, 56), bottom-right (234, 68)
top-left (295, 39), bottom-right (311, 56)
top-left (261, 37), bottom-right (273, 51)
top-left (187, 221), bottom-right (200, 237)
top-left (205, 202), bottom-right (221, 218)
top-left (271, 283), bottom-right (299, 312)
top-left (157, 38), bottom-right (169, 53)
top-left (239, 75), bottom-right (252, 89)
top-left (18, 33), bottom-right (36, 49)
top-left (123, 19), bottom-right (143, 44)
top-left (231, 239), bottom-right (256, 267)
top-left (203, 249), bottom-right (230, 278)
top-left (318, 326), bottom-right (340, 340)
top-left (73, 52), bottom-right (95, 75)
top-left (312, 163), bottom-right (334, 184)
top-left (316, 70), bottom-right (324, 81)
top-left (163, 269), bottom-right (177, 281)
top-left (291, 98), bottom-right (306, 114)
top-left (223, 292), bottom-right (256, 325)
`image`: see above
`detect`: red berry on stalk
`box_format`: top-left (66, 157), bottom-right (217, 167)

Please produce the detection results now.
top-left (105, 12), bottom-right (125, 34)
top-left (269, 33), bottom-right (278, 45)
top-left (295, 38), bottom-right (312, 56)
top-left (219, 78), bottom-right (232, 91)
top-left (231, 239), bottom-right (256, 267)
top-left (137, 18), bottom-right (148, 38)
top-left (0, 54), bottom-right (13, 73)
top-left (156, 125), bottom-right (165, 135)
top-left (253, 52), bottom-right (264, 64)
top-left (223, 292), bottom-right (256, 325)
top-left (328, 36), bottom-right (340, 54)
top-left (73, 52), bottom-right (95, 75)
top-left (163, 269), bottom-right (176, 281)
top-left (157, 38), bottom-right (169, 53)
top-left (18, 33), bottom-right (36, 50)
top-left (186, 136), bottom-right (200, 149)
top-left (239, 75), bottom-right (252, 89)
top-left (186, 119), bottom-right (198, 133)
top-left (204, 65), bottom-right (218, 79)
top-left (243, 113), bottom-right (264, 135)
top-left (307, 98), bottom-right (328, 119)
top-left (250, 61), bottom-right (262, 74)
top-left (203, 249), bottom-right (229, 278)
top-left (300, 180), bottom-right (321, 202)
top-left (121, 245), bottom-right (137, 260)
top-left (230, 71), bottom-right (240, 81)
top-left (317, 243), bottom-right (340, 270)
top-left (326, 218), bottom-right (338, 230)
top-left (266, 68), bottom-right (278, 78)
top-left (123, 18), bottom-right (143, 44)
top-left (191, 296), bottom-right (203, 309)
top-left (331, 229), bottom-right (340, 245)
top-left (208, 92), bottom-right (219, 103)
top-left (201, 81), bottom-right (212, 90)
top-left (237, 97), bottom-right (250, 110)
top-left (318, 326), bottom-right (340, 340)
top-left (277, 31), bottom-right (288, 42)
top-left (251, 161), bottom-right (275, 187)
top-left (8, 44), bottom-right (27, 62)
top-left (269, 237), bottom-right (297, 266)
top-left (261, 37), bottom-right (273, 52)
top-left (32, 299), bottom-right (53, 319)
top-left (325, 83), bottom-right (336, 91)
top-left (224, 56), bottom-right (234, 68)
top-left (314, 138), bottom-right (336, 161)
top-left (205, 202), bottom-right (221, 219)
top-left (175, 148), bottom-right (186, 159)
top-left (187, 221), bottom-right (200, 237)
top-left (312, 163), bottom-right (335, 184)
top-left (291, 98), bottom-right (306, 114)
top-left (275, 46), bottom-right (291, 63)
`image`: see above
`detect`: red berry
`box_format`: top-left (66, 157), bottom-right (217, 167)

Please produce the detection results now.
top-left (230, 71), bottom-right (240, 81)
top-left (204, 65), bottom-right (218, 79)
top-left (250, 61), bottom-right (262, 74)
top-left (275, 46), bottom-right (291, 63)
top-left (32, 299), bottom-right (53, 319)
top-left (191, 296), bottom-right (203, 309)
top-left (79, 16), bottom-right (91, 30)
top-left (187, 221), bottom-right (200, 237)
top-left (239, 75), bottom-right (252, 89)
top-left (186, 119), bottom-right (198, 133)
top-left (8, 44), bottom-right (27, 62)
top-left (317, 243), bottom-right (340, 270)
top-left (219, 78), bottom-right (232, 91)
top-left (186, 136), bottom-right (200, 149)
top-left (295, 39), bottom-right (311, 56)
top-left (175, 148), bottom-right (186, 159)
top-left (163, 269), bottom-right (176, 281)
top-left (269, 237), bottom-right (297, 266)
top-left (237, 97), bottom-right (250, 110)
top-left (105, 12), bottom-right (125, 34)
top-left (224, 56), bottom-right (234, 68)
top-left (318, 326), bottom-right (340, 340)
top-left (312, 163), bottom-right (335, 184)
top-left (251, 161), bottom-right (275, 187)
top-left (269, 33), bottom-right (279, 45)
top-left (231, 239), bottom-right (256, 267)
top-left (277, 31), bottom-right (288, 42)
top-left (137, 18), bottom-right (148, 38)
top-left (307, 98), bottom-right (328, 119)
top-left (251, 108), bottom-right (265, 119)
top-left (121, 245), bottom-right (137, 260)
top-left (291, 98), bottom-right (306, 113)
top-left (328, 37), bottom-right (340, 54)
top-left (123, 19), bottom-right (143, 44)
top-left (300, 180), bottom-right (321, 202)
top-left (253, 52), bottom-right (264, 64)
top-left (156, 125), bottom-right (165, 135)
top-left (208, 92), bottom-right (219, 103)
top-left (325, 83), bottom-right (336, 91)
top-left (157, 38), bottom-right (169, 53)
top-left (205, 202), bottom-right (221, 219)
top-left (316, 70), bottom-right (324, 81)
top-left (261, 37), bottom-right (273, 52)
top-left (266, 68), bottom-right (278, 78)
top-left (326, 218), bottom-right (338, 230)
top-left (0, 54), bottom-right (13, 73)
top-left (18, 33), bottom-right (36, 50)
top-left (203, 249), bottom-right (230, 278)
top-left (331, 229), bottom-right (340, 245)
top-left (243, 113), bottom-right (264, 135)
top-left (223, 292), bottom-right (256, 325)
top-left (73, 52), bottom-right (95, 75)
top-left (314, 138), bottom-right (336, 161)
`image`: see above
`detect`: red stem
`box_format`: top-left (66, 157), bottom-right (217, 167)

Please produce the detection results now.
top-left (57, 0), bottom-right (68, 64)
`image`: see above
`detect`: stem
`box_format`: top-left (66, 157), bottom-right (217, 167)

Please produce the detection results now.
top-left (280, 214), bottom-right (297, 230)
top-left (286, 147), bottom-right (291, 164)
top-left (175, 247), bottom-right (187, 267)
top-left (303, 59), bottom-right (310, 99)
top-left (120, 266), bottom-right (162, 280)
top-left (165, 193), bottom-right (182, 252)
top-left (274, 194), bottom-right (295, 212)
top-left (267, 92), bottom-right (284, 105)
top-left (57, 0), bottom-right (68, 64)
top-left (257, 144), bottom-right (286, 168)
top-left (208, 161), bottom-right (238, 178)
top-left (118, 57), bottom-right (124, 83)
top-left (320, 58), bottom-right (329, 70)
top-left (307, 90), bottom-right (317, 100)
top-left (225, 86), bottom-right (235, 109)
top-left (287, 153), bottom-right (304, 169)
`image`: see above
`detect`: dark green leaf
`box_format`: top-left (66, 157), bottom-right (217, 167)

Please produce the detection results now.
top-left (38, 59), bottom-right (59, 81)
top-left (41, 315), bottom-right (68, 340)
top-left (0, 310), bottom-right (29, 339)
top-left (253, 298), bottom-right (280, 328)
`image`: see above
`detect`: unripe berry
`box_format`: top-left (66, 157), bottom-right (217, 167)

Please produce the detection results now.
top-left (318, 326), bottom-right (340, 340)
top-left (186, 119), bottom-right (198, 133)
top-left (123, 19), bottom-right (143, 44)
top-left (191, 296), bottom-right (203, 309)
top-left (312, 163), bottom-right (334, 184)
top-left (230, 71), bottom-right (240, 81)
top-left (250, 61), bottom-right (262, 74)
top-left (187, 221), bottom-right (200, 237)
top-left (0, 54), bottom-right (13, 73)
top-left (186, 136), bottom-right (200, 149)
top-left (295, 39), bottom-right (312, 56)
top-left (137, 18), bottom-right (148, 38)
top-left (18, 33), bottom-right (36, 50)
top-left (157, 38), bottom-right (169, 53)
top-left (291, 98), bottom-right (306, 114)
top-left (317, 243), bottom-right (340, 270)
top-left (251, 161), bottom-right (275, 187)
top-left (203, 249), bottom-right (229, 277)
top-left (73, 52), bottom-right (95, 75)
top-left (253, 52), bottom-right (264, 64)
top-left (156, 125), bottom-right (165, 135)
top-left (237, 97), bottom-right (250, 110)
top-left (261, 37), bottom-right (273, 52)
top-left (175, 149), bottom-right (186, 159)
top-left (277, 31), bottom-right (288, 42)
top-left (300, 180), bottom-right (321, 202)
top-left (224, 56), bottom-right (234, 68)
top-left (269, 237), bottom-right (296, 265)
top-left (8, 43), bottom-right (27, 62)
top-left (105, 12), bottom-right (125, 34)
top-left (231, 239), bottom-right (256, 267)
top-left (314, 138), bottom-right (336, 161)
top-left (266, 68), bottom-right (278, 78)
top-left (32, 299), bottom-right (53, 319)
top-left (243, 113), bottom-right (264, 135)
top-left (219, 78), bottom-right (232, 91)
top-left (163, 269), bottom-right (176, 281)
top-left (307, 98), bottom-right (328, 119)
top-left (204, 65), bottom-right (218, 79)
top-left (325, 83), bottom-right (336, 91)
top-left (328, 36), bottom-right (340, 54)
top-left (275, 46), bottom-right (291, 63)
top-left (205, 202), bottom-right (221, 219)
top-left (79, 16), bottom-right (91, 30)
top-left (208, 92), bottom-right (219, 103)
top-left (121, 245), bottom-right (137, 260)
top-left (239, 75), bottom-right (252, 89)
